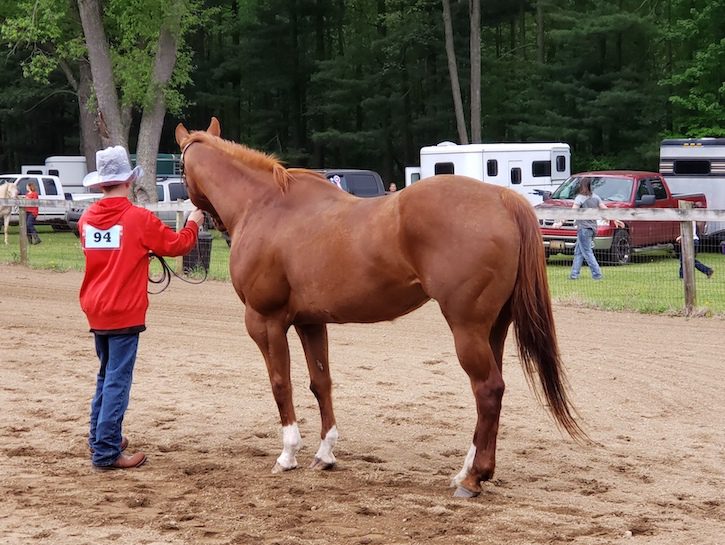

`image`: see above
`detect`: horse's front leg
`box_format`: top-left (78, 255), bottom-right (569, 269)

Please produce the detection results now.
top-left (295, 323), bottom-right (338, 470)
top-left (245, 308), bottom-right (301, 473)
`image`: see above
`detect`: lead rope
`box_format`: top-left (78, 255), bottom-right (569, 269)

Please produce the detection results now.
top-left (147, 252), bottom-right (208, 294)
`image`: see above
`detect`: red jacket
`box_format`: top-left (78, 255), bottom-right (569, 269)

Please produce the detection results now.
top-left (79, 197), bottom-right (199, 331)
top-left (25, 190), bottom-right (39, 217)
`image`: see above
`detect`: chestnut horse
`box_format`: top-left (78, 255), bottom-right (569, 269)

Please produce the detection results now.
top-left (176, 118), bottom-right (587, 497)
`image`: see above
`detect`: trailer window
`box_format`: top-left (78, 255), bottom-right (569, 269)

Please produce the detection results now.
top-left (674, 160), bottom-right (710, 175)
top-left (511, 168), bottom-right (522, 185)
top-left (556, 155), bottom-right (567, 172)
top-left (42, 177), bottom-right (58, 196)
top-left (487, 160), bottom-right (498, 177)
top-left (434, 162), bottom-right (455, 175)
top-left (532, 161), bottom-right (551, 178)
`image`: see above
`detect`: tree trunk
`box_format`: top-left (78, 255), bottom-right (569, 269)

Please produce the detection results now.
top-left (536, 0), bottom-right (545, 64)
top-left (469, 0), bottom-right (481, 143)
top-left (442, 0), bottom-right (468, 144)
top-left (57, 57), bottom-right (101, 170)
top-left (134, 22), bottom-right (180, 204)
top-left (78, 62), bottom-right (101, 170)
top-left (76, 0), bottom-right (126, 149)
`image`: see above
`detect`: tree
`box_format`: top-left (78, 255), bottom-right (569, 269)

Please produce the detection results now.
top-left (469, 0), bottom-right (481, 142)
top-left (442, 0), bottom-right (469, 144)
top-left (77, 0), bottom-right (197, 202)
top-left (1, 0), bottom-right (102, 168)
top-left (659, 0), bottom-right (725, 137)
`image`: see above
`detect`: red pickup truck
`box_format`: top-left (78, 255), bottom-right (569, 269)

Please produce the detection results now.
top-left (536, 171), bottom-right (706, 265)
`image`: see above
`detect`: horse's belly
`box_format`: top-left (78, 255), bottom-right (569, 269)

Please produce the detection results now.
top-left (291, 282), bottom-right (428, 324)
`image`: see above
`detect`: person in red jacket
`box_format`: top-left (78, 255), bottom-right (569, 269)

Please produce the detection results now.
top-left (79, 145), bottom-right (204, 470)
top-left (25, 181), bottom-right (41, 244)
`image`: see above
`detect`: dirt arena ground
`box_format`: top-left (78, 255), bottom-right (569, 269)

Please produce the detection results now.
top-left (1, 264), bottom-right (723, 545)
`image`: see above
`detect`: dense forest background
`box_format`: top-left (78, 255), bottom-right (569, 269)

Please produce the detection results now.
top-left (0, 0), bottom-right (723, 185)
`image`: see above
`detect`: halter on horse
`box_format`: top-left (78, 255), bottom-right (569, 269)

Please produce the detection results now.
top-left (176, 118), bottom-right (588, 497)
top-left (0, 182), bottom-right (19, 245)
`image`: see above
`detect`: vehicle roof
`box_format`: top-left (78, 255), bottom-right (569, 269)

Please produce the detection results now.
top-left (572, 170), bottom-right (660, 177)
top-left (1, 173), bottom-right (61, 180)
top-left (315, 169), bottom-right (380, 175)
top-left (421, 142), bottom-right (570, 154)
top-left (661, 138), bottom-right (725, 146)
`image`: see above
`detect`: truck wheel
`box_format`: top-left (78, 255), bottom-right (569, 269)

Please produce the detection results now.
top-left (607, 230), bottom-right (631, 265)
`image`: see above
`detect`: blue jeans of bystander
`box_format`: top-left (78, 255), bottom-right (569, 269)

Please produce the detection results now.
top-left (570, 227), bottom-right (602, 280)
top-left (89, 333), bottom-right (139, 467)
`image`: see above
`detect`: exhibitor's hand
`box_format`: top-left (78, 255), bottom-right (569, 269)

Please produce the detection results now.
top-left (188, 208), bottom-right (205, 226)
top-left (614, 220), bottom-right (625, 228)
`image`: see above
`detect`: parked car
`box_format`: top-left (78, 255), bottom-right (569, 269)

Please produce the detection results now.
top-left (66, 177), bottom-right (191, 235)
top-left (537, 171), bottom-right (707, 265)
top-left (0, 173), bottom-right (68, 229)
top-left (316, 169), bottom-right (386, 197)
top-left (154, 177), bottom-right (190, 228)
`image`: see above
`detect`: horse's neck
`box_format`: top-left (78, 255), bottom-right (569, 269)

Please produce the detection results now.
top-left (203, 165), bottom-right (276, 227)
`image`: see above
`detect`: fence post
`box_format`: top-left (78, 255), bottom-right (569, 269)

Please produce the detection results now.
top-left (678, 200), bottom-right (696, 314)
top-left (175, 200), bottom-right (184, 273)
top-left (18, 203), bottom-right (28, 265)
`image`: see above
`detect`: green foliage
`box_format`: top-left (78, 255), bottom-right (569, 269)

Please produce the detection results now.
top-left (658, 0), bottom-right (725, 136)
top-left (0, 0), bottom-right (723, 177)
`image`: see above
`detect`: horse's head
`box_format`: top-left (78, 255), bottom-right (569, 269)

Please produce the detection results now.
top-left (175, 118), bottom-right (228, 232)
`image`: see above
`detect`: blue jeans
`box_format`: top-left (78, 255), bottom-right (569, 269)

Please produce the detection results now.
top-left (26, 211), bottom-right (38, 235)
top-left (677, 240), bottom-right (713, 278)
top-left (89, 333), bottom-right (139, 466)
top-left (570, 227), bottom-right (602, 279)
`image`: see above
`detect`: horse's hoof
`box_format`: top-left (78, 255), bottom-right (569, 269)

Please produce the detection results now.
top-left (309, 457), bottom-right (336, 471)
top-left (453, 485), bottom-right (479, 498)
top-left (271, 462), bottom-right (297, 474)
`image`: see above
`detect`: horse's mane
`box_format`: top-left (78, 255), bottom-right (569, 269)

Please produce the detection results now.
top-left (184, 131), bottom-right (293, 192)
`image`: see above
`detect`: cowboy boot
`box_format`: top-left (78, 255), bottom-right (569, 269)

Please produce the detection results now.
top-left (32, 234), bottom-right (42, 244)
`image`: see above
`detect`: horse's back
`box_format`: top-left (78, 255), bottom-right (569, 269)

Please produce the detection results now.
top-left (397, 175), bottom-right (526, 250)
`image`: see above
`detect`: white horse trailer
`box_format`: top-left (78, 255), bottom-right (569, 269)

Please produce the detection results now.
top-left (22, 156), bottom-right (88, 197)
top-left (405, 141), bottom-right (571, 205)
top-left (660, 138), bottom-right (725, 240)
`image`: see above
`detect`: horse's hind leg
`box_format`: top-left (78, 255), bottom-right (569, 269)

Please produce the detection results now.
top-left (244, 308), bottom-right (302, 473)
top-left (447, 321), bottom-right (505, 497)
top-left (295, 324), bottom-right (338, 470)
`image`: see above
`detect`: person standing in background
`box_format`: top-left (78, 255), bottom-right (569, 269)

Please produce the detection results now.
top-left (24, 181), bottom-right (41, 245)
top-left (554, 178), bottom-right (623, 280)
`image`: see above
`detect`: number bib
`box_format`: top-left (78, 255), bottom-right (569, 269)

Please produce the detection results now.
top-left (84, 224), bottom-right (122, 249)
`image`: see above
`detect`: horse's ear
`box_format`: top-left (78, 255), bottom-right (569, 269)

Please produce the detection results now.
top-left (207, 117), bottom-right (221, 137)
top-left (175, 123), bottom-right (190, 147)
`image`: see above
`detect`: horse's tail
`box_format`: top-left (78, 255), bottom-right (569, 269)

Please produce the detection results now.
top-left (502, 191), bottom-right (590, 443)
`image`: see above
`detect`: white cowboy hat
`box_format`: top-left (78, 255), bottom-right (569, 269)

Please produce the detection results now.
top-left (82, 146), bottom-right (143, 187)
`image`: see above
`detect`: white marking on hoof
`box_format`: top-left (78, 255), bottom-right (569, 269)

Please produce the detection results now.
top-left (312, 426), bottom-right (338, 469)
top-left (453, 485), bottom-right (479, 498)
top-left (450, 444), bottom-right (476, 488)
top-left (274, 423), bottom-right (301, 472)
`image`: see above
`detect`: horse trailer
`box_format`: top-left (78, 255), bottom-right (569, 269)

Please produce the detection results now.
top-left (659, 138), bottom-right (725, 242)
top-left (404, 141), bottom-right (571, 205)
